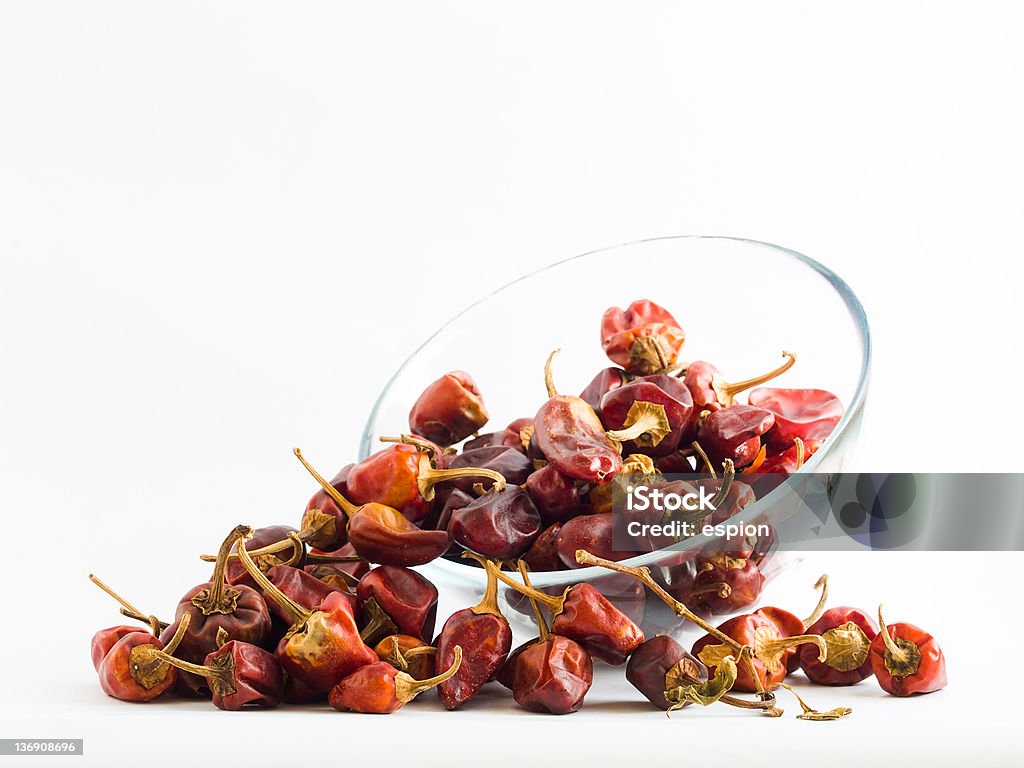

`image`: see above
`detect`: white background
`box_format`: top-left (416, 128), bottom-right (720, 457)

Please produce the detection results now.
top-left (2, 2), bottom-right (1024, 765)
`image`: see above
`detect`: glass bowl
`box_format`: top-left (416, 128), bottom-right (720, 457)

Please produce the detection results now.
top-left (359, 236), bottom-right (871, 637)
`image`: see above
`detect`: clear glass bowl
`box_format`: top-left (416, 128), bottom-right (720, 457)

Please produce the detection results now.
top-left (359, 236), bottom-right (871, 636)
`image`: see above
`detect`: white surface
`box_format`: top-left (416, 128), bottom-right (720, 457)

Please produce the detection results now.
top-left (2, 2), bottom-right (1024, 766)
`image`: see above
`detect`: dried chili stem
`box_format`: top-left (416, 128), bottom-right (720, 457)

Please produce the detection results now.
top-left (394, 646), bottom-right (463, 703)
top-left (517, 561), bottom-right (550, 640)
top-left (802, 574), bottom-right (829, 629)
top-left (293, 448), bottom-right (360, 518)
top-left (235, 529), bottom-right (312, 627)
top-left (719, 351), bottom-right (797, 399)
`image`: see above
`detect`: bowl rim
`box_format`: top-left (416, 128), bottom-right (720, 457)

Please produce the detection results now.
top-left (360, 235), bottom-right (872, 587)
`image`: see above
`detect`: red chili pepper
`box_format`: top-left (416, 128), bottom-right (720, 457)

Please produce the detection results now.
top-left (348, 437), bottom-right (504, 522)
top-left (513, 636), bottom-right (593, 715)
top-left (165, 526), bottom-right (273, 695)
top-left (686, 552), bottom-right (765, 614)
top-left (525, 463), bottom-right (591, 524)
top-left (94, 614), bottom-right (191, 703)
top-left (601, 300), bottom-right (685, 375)
top-left (222, 525), bottom-right (305, 587)
top-left (600, 374), bottom-right (694, 457)
top-left (697, 404), bottom-right (776, 469)
top-left (754, 574), bottom-right (829, 674)
top-left (236, 531), bottom-right (378, 693)
top-left (262, 564), bottom-right (356, 622)
top-left (448, 485), bottom-right (542, 560)
top-left (683, 351), bottom-right (796, 416)
top-left (356, 565), bottom-right (439, 642)
top-left (521, 522), bottom-right (562, 572)
top-left (555, 513), bottom-right (636, 569)
top-left (434, 555), bottom-right (513, 710)
top-left (747, 387), bottom-right (843, 452)
top-left (869, 605), bottom-right (947, 696)
top-left (295, 448), bottom-right (454, 567)
top-left (579, 367), bottom-right (632, 413)
top-left (139, 635), bottom-right (287, 711)
top-left (487, 560), bottom-right (644, 665)
top-left (408, 370), bottom-right (490, 447)
top-left (691, 612), bottom-right (826, 693)
top-left (800, 606), bottom-right (878, 685)
top-left (329, 647), bottom-right (463, 714)
top-left (534, 350), bottom-right (623, 484)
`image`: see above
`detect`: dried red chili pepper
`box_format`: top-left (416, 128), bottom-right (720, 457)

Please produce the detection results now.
top-left (165, 526), bottom-right (272, 695)
top-left (263, 564), bottom-right (356, 623)
top-left (600, 374), bottom-right (694, 457)
top-left (295, 448), bottom-right (453, 567)
top-left (137, 634), bottom-right (286, 711)
top-left (330, 647), bottom-right (463, 714)
top-left (601, 299), bottom-right (685, 375)
top-left (498, 417), bottom-right (534, 453)
top-left (374, 635), bottom-right (437, 680)
top-left (525, 463), bottom-right (590, 524)
top-left (869, 605), bottom-right (947, 696)
top-left (687, 552), bottom-right (765, 614)
top-left (223, 525), bottom-right (305, 587)
top-left (486, 560), bottom-right (643, 665)
top-left (697, 404), bottom-right (776, 469)
top-left (443, 444), bottom-right (533, 492)
top-left (356, 565), bottom-right (438, 642)
top-left (347, 438), bottom-right (505, 522)
top-left (683, 351), bottom-right (796, 415)
top-left (752, 574), bottom-right (829, 675)
top-left (409, 370), bottom-right (490, 446)
top-left (521, 522), bottom-right (562, 572)
top-left (579, 367), bottom-right (631, 414)
top-left (747, 387), bottom-right (843, 452)
top-left (555, 513), bottom-right (635, 569)
top-left (448, 485), bottom-right (542, 560)
top-left (691, 612), bottom-right (826, 693)
top-left (88, 574), bottom-right (169, 667)
top-left (434, 554), bottom-right (513, 710)
top-left (513, 635), bottom-right (593, 715)
top-left (95, 613), bottom-right (190, 703)
top-left (800, 606), bottom-right (877, 685)
top-left (535, 350), bottom-right (623, 484)
top-left (235, 530), bottom-right (378, 693)
top-left (626, 635), bottom-right (708, 710)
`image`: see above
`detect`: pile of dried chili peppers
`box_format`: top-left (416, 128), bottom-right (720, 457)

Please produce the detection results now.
top-left (90, 299), bottom-right (946, 714)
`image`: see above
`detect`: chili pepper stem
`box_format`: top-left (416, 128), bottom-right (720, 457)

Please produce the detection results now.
top-left (416, 455), bottom-right (507, 501)
top-left (544, 349), bottom-right (562, 398)
top-left (794, 437), bottom-right (806, 470)
top-left (605, 401), bottom-right (671, 446)
top-left (779, 683), bottom-right (853, 721)
top-left (690, 441), bottom-right (716, 477)
top-left (89, 574), bottom-right (143, 616)
top-left (877, 604), bottom-right (922, 677)
top-left (689, 582), bottom-right (732, 600)
top-left (118, 608), bottom-right (170, 633)
top-left (802, 574), bottom-right (829, 629)
top-left (475, 556), bottom-right (565, 614)
top-left (161, 613), bottom-right (192, 656)
top-left (394, 646), bottom-right (463, 703)
top-left (379, 435), bottom-right (441, 464)
top-left (517, 561), bottom-right (550, 640)
top-left (293, 448), bottom-right (360, 518)
top-left (235, 529), bottom-right (313, 627)
top-left (461, 552), bottom-right (513, 617)
top-left (718, 351), bottom-right (797, 401)
top-left (303, 553), bottom-right (367, 565)
top-left (90, 574), bottom-right (166, 634)
top-left (757, 633), bottom-right (827, 669)
top-left (707, 459), bottom-right (735, 511)
top-left (200, 530), bottom-right (308, 564)
top-left (192, 526), bottom-right (250, 616)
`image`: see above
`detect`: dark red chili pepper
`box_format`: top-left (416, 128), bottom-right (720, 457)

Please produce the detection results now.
top-left (748, 387), bottom-right (843, 452)
top-left (697, 404), bottom-right (776, 469)
top-left (263, 564), bottom-right (356, 623)
top-left (499, 417), bottom-right (534, 453)
top-left (434, 555), bottom-right (513, 710)
top-left (682, 351), bottom-right (796, 416)
top-left (521, 522), bottom-right (562, 572)
top-left (525, 463), bottom-right (590, 525)
top-left (600, 374), bottom-right (694, 457)
top-left (496, 561), bottom-right (556, 690)
top-left (626, 635), bottom-right (708, 710)
top-left (431, 487), bottom-right (474, 538)
top-left (443, 444), bottom-right (533, 492)
top-left (236, 531), bottom-right (377, 693)
top-left (513, 635), bottom-right (593, 715)
top-left (409, 370), bottom-right (490, 446)
top-left (88, 574), bottom-right (169, 668)
top-left (374, 634), bottom-right (437, 680)
top-left (687, 552), bottom-right (765, 614)
top-left (356, 565), bottom-right (439, 642)
top-left (487, 561), bottom-right (643, 665)
top-left (869, 606), bottom-right (946, 696)
top-left (448, 485), bottom-right (542, 560)
top-left (691, 612), bottom-right (826, 693)
top-left (165, 526), bottom-right (272, 695)
top-left (753, 574), bottom-right (829, 674)
top-left (555, 513), bottom-right (635, 569)
top-left (579, 367), bottom-right (631, 413)
top-left (95, 613), bottom-right (190, 703)
top-left (601, 299), bottom-right (685, 375)
top-left (535, 350), bottom-right (623, 485)
top-left (800, 606), bottom-right (877, 685)
top-left (139, 636), bottom-right (286, 711)
top-left (295, 448), bottom-right (454, 567)
top-left (330, 647), bottom-right (463, 714)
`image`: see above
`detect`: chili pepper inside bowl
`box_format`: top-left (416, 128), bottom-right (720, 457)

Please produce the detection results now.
top-left (360, 236), bottom-right (870, 636)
